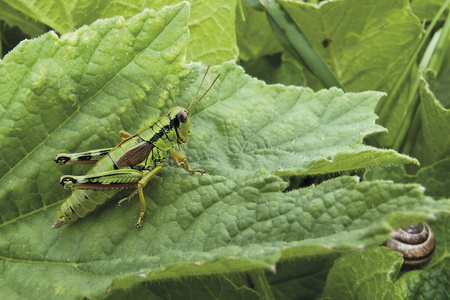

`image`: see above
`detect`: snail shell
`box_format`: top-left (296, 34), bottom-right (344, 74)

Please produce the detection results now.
top-left (384, 222), bottom-right (435, 266)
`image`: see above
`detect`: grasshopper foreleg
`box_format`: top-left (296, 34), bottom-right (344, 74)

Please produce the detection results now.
top-left (169, 149), bottom-right (204, 175)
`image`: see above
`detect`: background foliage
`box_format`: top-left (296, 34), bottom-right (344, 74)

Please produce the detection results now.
top-left (0, 0), bottom-right (449, 299)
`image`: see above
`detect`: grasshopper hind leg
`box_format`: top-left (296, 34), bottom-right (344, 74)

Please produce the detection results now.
top-left (54, 130), bottom-right (133, 165)
top-left (54, 148), bottom-right (113, 165)
top-left (113, 165), bottom-right (163, 228)
top-left (60, 176), bottom-right (77, 189)
top-left (59, 169), bottom-right (144, 189)
top-left (135, 165), bottom-right (163, 228)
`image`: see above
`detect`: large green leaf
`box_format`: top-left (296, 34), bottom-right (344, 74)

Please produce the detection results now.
top-left (0, 4), bottom-right (447, 299)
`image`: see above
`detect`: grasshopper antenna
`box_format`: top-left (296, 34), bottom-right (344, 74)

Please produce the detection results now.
top-left (188, 66), bottom-right (220, 113)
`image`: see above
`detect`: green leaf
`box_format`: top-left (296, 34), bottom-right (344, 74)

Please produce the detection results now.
top-left (180, 64), bottom-right (417, 178)
top-left (0, 4), bottom-right (448, 299)
top-left (236, 2), bottom-right (283, 61)
top-left (106, 274), bottom-right (261, 299)
top-left (3, 0), bottom-right (174, 33)
top-left (416, 159), bottom-right (450, 199)
top-left (0, 0), bottom-right (47, 37)
top-left (323, 247), bottom-right (404, 300)
top-left (411, 0), bottom-right (450, 21)
top-left (0, 3), bottom-right (191, 178)
top-left (2, 0), bottom-right (238, 64)
top-left (364, 165), bottom-right (415, 184)
top-left (267, 253), bottom-right (340, 300)
top-left (364, 158), bottom-right (450, 199)
top-left (186, 0), bottom-right (238, 64)
top-left (409, 78), bottom-right (450, 167)
top-left (278, 0), bottom-right (422, 93)
top-left (434, 64), bottom-right (450, 108)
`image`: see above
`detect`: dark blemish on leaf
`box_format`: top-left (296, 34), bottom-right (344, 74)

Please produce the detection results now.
top-left (322, 39), bottom-right (332, 47)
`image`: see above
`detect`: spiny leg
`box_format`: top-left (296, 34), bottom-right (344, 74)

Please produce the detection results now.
top-left (169, 149), bottom-right (204, 175)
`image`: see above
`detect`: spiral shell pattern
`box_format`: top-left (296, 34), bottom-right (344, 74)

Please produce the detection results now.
top-left (384, 223), bottom-right (435, 266)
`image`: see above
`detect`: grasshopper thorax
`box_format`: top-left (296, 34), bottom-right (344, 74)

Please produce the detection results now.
top-left (167, 106), bottom-right (191, 144)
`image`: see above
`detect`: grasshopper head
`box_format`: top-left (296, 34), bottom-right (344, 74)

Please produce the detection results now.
top-left (168, 106), bottom-right (191, 144)
top-left (168, 66), bottom-right (220, 146)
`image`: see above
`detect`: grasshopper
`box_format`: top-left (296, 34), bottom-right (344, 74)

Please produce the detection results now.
top-left (52, 67), bottom-right (220, 229)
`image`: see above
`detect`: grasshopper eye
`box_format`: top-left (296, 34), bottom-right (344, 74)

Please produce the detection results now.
top-left (177, 110), bottom-right (188, 123)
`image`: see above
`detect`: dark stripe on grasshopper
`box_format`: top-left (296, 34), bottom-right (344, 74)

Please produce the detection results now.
top-left (108, 153), bottom-right (120, 170)
top-left (66, 160), bottom-right (98, 165)
top-left (54, 155), bottom-right (70, 164)
top-left (77, 149), bottom-right (110, 161)
top-left (99, 149), bottom-right (111, 155)
top-left (54, 149), bottom-right (112, 165)
top-left (73, 183), bottom-right (138, 189)
top-left (171, 114), bottom-right (180, 129)
top-left (149, 122), bottom-right (174, 143)
top-left (60, 176), bottom-right (77, 186)
top-left (84, 172), bottom-right (141, 184)
top-left (78, 154), bottom-right (93, 161)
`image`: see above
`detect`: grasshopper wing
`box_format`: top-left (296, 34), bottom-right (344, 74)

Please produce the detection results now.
top-left (116, 141), bottom-right (153, 168)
